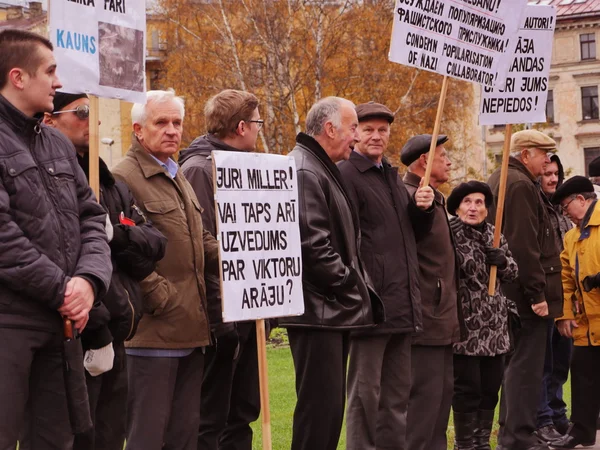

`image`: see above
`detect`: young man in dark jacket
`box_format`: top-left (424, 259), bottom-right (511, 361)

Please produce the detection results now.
top-left (401, 134), bottom-right (463, 450)
top-left (43, 92), bottom-right (167, 450)
top-left (487, 130), bottom-right (563, 450)
top-left (179, 89), bottom-right (262, 450)
top-left (338, 102), bottom-right (434, 450)
top-left (0, 30), bottom-right (112, 448)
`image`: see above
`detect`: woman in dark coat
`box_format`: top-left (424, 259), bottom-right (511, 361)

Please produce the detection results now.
top-left (447, 181), bottom-right (519, 450)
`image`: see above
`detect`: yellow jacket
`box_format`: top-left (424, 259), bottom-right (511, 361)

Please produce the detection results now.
top-left (561, 201), bottom-right (600, 346)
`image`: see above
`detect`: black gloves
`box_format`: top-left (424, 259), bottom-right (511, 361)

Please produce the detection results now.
top-left (582, 273), bottom-right (600, 292)
top-left (485, 247), bottom-right (507, 268)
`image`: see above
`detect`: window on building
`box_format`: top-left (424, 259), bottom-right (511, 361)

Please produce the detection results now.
top-left (546, 90), bottom-right (554, 123)
top-left (580, 33), bottom-right (596, 60)
top-left (582, 86), bottom-right (599, 120)
top-left (585, 147), bottom-right (600, 176)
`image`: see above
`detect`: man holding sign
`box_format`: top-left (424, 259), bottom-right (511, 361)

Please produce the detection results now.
top-left (179, 89), bottom-right (262, 450)
top-left (279, 96), bottom-right (384, 450)
top-left (487, 130), bottom-right (562, 450)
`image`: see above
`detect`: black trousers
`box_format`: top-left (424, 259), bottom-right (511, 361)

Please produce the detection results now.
top-left (197, 322), bottom-right (260, 450)
top-left (3, 327), bottom-right (73, 450)
top-left (287, 328), bottom-right (350, 450)
top-left (125, 349), bottom-right (205, 450)
top-left (498, 317), bottom-right (550, 448)
top-left (406, 344), bottom-right (454, 450)
top-left (73, 341), bottom-right (128, 450)
top-left (569, 346), bottom-right (600, 443)
top-left (453, 353), bottom-right (505, 413)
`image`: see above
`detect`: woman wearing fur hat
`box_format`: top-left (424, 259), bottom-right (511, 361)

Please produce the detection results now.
top-left (447, 181), bottom-right (519, 450)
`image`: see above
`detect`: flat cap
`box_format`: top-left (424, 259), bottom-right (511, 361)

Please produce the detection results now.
top-left (551, 176), bottom-right (595, 205)
top-left (510, 130), bottom-right (557, 153)
top-left (355, 101), bottom-right (394, 123)
top-left (447, 181), bottom-right (493, 216)
top-left (589, 155), bottom-right (600, 177)
top-left (53, 92), bottom-right (88, 113)
top-left (400, 134), bottom-right (449, 166)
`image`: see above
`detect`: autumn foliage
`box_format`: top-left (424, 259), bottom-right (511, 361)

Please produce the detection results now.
top-left (155, 0), bottom-right (475, 171)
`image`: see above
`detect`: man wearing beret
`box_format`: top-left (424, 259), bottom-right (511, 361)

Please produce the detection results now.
top-left (401, 134), bottom-right (464, 450)
top-left (550, 176), bottom-right (600, 449)
top-left (487, 129), bottom-right (563, 450)
top-left (338, 102), bottom-right (434, 450)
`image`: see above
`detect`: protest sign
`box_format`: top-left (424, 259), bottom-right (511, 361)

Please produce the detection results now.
top-left (479, 5), bottom-right (556, 125)
top-left (212, 151), bottom-right (304, 323)
top-left (49, 0), bottom-right (146, 103)
top-left (389, 0), bottom-right (528, 86)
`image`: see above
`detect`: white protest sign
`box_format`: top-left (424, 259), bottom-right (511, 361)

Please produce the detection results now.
top-left (213, 151), bottom-right (304, 322)
top-left (389, 0), bottom-right (528, 86)
top-left (479, 5), bottom-right (556, 125)
top-left (49, 0), bottom-right (146, 103)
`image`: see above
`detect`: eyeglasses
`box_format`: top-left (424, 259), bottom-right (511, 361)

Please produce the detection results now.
top-left (248, 119), bottom-right (264, 130)
top-left (53, 104), bottom-right (90, 120)
top-left (561, 196), bottom-right (577, 213)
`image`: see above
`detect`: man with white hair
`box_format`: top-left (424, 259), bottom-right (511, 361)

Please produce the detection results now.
top-left (279, 96), bottom-right (384, 450)
top-left (487, 129), bottom-right (563, 450)
top-left (112, 90), bottom-right (220, 450)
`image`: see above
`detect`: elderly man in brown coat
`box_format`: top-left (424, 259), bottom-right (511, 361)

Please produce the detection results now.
top-left (487, 130), bottom-right (563, 450)
top-left (113, 89), bottom-right (219, 450)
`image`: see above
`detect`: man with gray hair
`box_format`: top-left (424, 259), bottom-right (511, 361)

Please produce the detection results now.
top-left (279, 96), bottom-right (384, 450)
top-left (487, 129), bottom-right (563, 450)
top-left (112, 90), bottom-right (220, 450)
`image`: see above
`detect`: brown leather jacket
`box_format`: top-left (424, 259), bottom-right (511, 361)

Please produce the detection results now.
top-left (279, 133), bottom-right (384, 330)
top-left (113, 139), bottom-right (219, 349)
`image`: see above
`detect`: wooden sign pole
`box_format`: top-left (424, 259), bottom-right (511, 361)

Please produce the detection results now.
top-left (256, 319), bottom-right (272, 450)
top-left (88, 95), bottom-right (100, 199)
top-left (488, 123), bottom-right (512, 295)
top-left (422, 75), bottom-right (449, 187)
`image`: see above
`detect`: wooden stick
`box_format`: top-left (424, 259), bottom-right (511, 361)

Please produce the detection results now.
top-left (488, 123), bottom-right (512, 295)
top-left (422, 75), bottom-right (449, 187)
top-left (256, 319), bottom-right (272, 450)
top-left (88, 95), bottom-right (100, 199)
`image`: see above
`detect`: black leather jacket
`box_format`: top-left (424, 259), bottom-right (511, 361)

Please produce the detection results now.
top-left (279, 133), bottom-right (384, 330)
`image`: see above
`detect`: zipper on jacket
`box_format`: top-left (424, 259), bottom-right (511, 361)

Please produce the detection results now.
top-left (29, 135), bottom-right (68, 270)
top-left (124, 289), bottom-right (136, 341)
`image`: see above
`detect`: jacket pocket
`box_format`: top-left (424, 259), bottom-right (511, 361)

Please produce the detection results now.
top-left (4, 156), bottom-right (49, 218)
top-left (46, 159), bottom-right (78, 211)
top-left (143, 199), bottom-right (182, 239)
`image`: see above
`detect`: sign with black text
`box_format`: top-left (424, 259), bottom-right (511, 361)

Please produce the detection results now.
top-left (49, 0), bottom-right (146, 103)
top-left (213, 151), bottom-right (304, 322)
top-left (389, 0), bottom-right (528, 86)
top-left (479, 5), bottom-right (556, 125)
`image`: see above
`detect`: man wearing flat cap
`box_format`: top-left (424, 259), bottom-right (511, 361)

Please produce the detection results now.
top-left (338, 102), bottom-right (434, 450)
top-left (487, 129), bottom-right (563, 450)
top-left (401, 134), bottom-right (464, 450)
top-left (550, 176), bottom-right (600, 449)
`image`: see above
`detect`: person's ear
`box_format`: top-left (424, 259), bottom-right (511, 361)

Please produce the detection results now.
top-left (324, 121), bottom-right (336, 139)
top-left (42, 112), bottom-right (54, 126)
top-left (8, 68), bottom-right (26, 90)
top-left (133, 123), bottom-right (143, 140)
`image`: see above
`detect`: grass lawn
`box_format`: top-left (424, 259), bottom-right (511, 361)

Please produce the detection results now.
top-left (251, 343), bottom-right (572, 450)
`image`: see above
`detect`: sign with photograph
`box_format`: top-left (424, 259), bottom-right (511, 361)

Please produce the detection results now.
top-left (49, 0), bottom-right (146, 103)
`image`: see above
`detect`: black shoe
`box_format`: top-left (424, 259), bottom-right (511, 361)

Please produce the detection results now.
top-left (473, 409), bottom-right (494, 450)
top-left (536, 425), bottom-right (564, 443)
top-left (550, 434), bottom-right (595, 448)
top-left (554, 421), bottom-right (571, 436)
top-left (453, 411), bottom-right (477, 450)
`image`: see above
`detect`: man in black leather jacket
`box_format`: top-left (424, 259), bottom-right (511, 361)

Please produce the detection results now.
top-left (44, 92), bottom-right (167, 450)
top-left (278, 96), bottom-right (384, 450)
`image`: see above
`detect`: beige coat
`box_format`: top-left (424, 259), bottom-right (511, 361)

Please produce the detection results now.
top-left (113, 140), bottom-right (219, 349)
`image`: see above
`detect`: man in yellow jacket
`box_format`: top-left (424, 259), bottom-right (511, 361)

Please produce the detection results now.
top-left (552, 176), bottom-right (600, 449)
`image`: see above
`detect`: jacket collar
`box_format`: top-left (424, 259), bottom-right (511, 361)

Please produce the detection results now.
top-left (0, 93), bottom-right (42, 137)
top-left (404, 171), bottom-right (444, 204)
top-left (130, 138), bottom-right (180, 180)
top-left (508, 156), bottom-right (538, 184)
top-left (348, 150), bottom-right (392, 173)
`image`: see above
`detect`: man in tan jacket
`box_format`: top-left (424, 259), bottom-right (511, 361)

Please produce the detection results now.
top-left (113, 89), bottom-right (219, 450)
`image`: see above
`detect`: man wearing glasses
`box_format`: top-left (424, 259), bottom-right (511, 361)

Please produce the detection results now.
top-left (43, 92), bottom-right (167, 450)
top-left (487, 130), bottom-right (563, 450)
top-left (179, 89), bottom-right (263, 450)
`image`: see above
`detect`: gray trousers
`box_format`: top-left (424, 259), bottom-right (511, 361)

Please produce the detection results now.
top-left (2, 328), bottom-right (73, 450)
top-left (346, 333), bottom-right (412, 450)
top-left (125, 349), bottom-right (204, 450)
top-left (406, 344), bottom-right (454, 450)
top-left (498, 317), bottom-right (550, 448)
